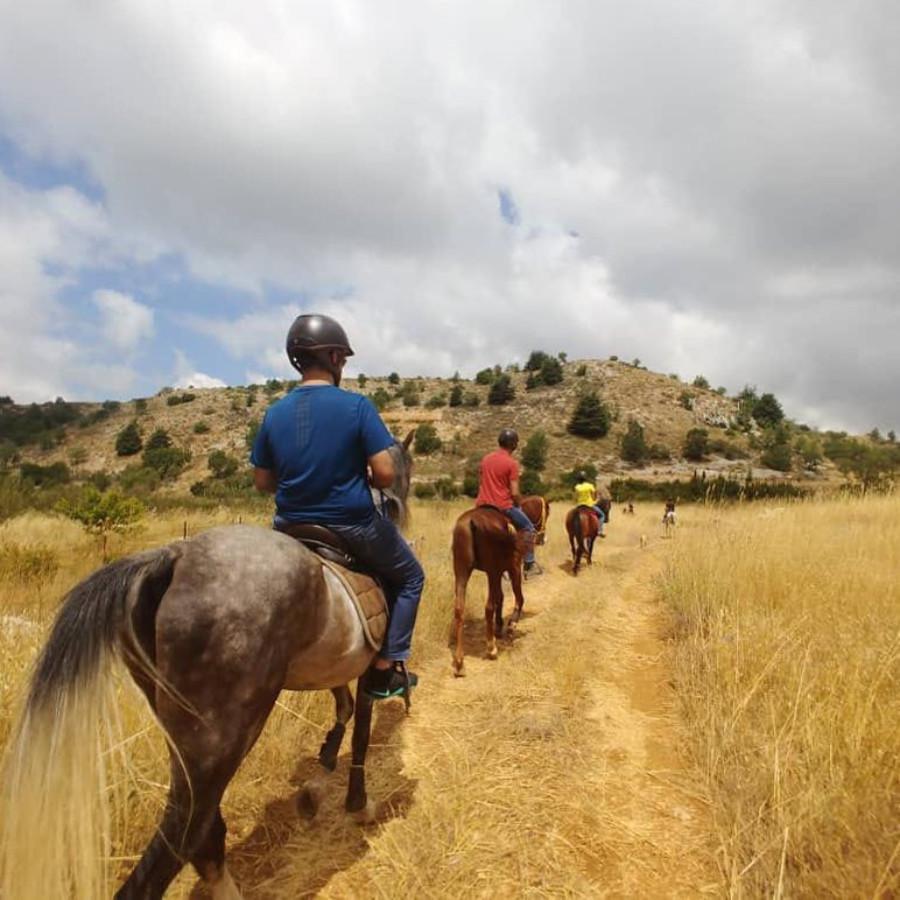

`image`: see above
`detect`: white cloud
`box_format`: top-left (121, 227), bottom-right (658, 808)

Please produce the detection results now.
top-left (174, 372), bottom-right (227, 390)
top-left (0, 0), bottom-right (898, 429)
top-left (92, 289), bottom-right (154, 350)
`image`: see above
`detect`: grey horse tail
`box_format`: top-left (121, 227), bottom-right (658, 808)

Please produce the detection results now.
top-left (28, 546), bottom-right (179, 709)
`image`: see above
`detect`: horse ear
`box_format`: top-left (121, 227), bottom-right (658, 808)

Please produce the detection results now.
top-left (402, 429), bottom-right (415, 452)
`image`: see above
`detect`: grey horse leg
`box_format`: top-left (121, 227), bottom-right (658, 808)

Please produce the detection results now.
top-left (298, 685), bottom-right (355, 820)
top-left (319, 685), bottom-right (354, 771)
top-left (345, 682), bottom-right (376, 823)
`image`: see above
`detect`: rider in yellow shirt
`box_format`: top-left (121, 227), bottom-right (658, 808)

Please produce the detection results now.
top-left (573, 473), bottom-right (606, 536)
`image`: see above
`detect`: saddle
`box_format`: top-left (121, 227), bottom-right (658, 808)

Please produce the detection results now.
top-left (576, 504), bottom-right (600, 519)
top-left (276, 523), bottom-right (388, 652)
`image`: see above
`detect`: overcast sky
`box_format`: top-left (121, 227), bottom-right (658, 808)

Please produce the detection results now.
top-left (0, 0), bottom-right (897, 433)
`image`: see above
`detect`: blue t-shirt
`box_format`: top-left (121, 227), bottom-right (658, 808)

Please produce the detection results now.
top-left (250, 385), bottom-right (394, 525)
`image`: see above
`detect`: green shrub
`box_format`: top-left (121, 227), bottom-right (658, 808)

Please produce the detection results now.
top-left (567, 392), bottom-right (611, 438)
top-left (414, 424), bottom-right (442, 455)
top-left (142, 446), bottom-right (191, 480)
top-left (620, 419), bottom-right (649, 464)
top-left (208, 450), bottom-right (239, 479)
top-left (357, 374), bottom-right (367, 388)
top-left (19, 461), bottom-right (71, 487)
top-left (576, 364), bottom-right (587, 376)
top-left (246, 418), bottom-right (261, 450)
top-left (425, 394), bottom-right (446, 409)
top-left (540, 356), bottom-right (563, 386)
top-left (474, 367), bottom-right (495, 385)
top-left (56, 487), bottom-right (144, 536)
top-left (449, 385), bottom-right (463, 407)
top-left (463, 392), bottom-right (481, 408)
top-left (692, 375), bottom-right (710, 389)
top-left (753, 393), bottom-right (784, 427)
top-left (434, 477), bottom-right (459, 500)
top-left (683, 428), bottom-right (709, 461)
top-left (166, 392), bottom-right (196, 406)
top-left (388, 372), bottom-right (400, 385)
top-left (521, 431), bottom-right (548, 472)
top-left (414, 482), bottom-right (436, 499)
top-left (371, 388), bottom-right (391, 411)
top-left (133, 397), bottom-right (148, 413)
top-left (488, 375), bottom-right (515, 405)
top-left (462, 473), bottom-right (479, 497)
top-left (193, 421), bottom-right (211, 434)
top-left (520, 469), bottom-right (544, 495)
top-left (679, 391), bottom-right (695, 410)
top-left (145, 428), bottom-right (172, 451)
top-left (115, 421), bottom-right (143, 456)
top-left (761, 442), bottom-right (792, 472)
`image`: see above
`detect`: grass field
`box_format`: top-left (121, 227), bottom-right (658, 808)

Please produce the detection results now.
top-left (0, 495), bottom-right (897, 897)
top-left (663, 495), bottom-right (900, 897)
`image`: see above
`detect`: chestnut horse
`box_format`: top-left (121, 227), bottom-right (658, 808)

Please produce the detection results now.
top-left (565, 497), bottom-right (610, 575)
top-left (450, 506), bottom-right (526, 676)
top-left (0, 440), bottom-right (414, 900)
top-left (520, 495), bottom-right (550, 545)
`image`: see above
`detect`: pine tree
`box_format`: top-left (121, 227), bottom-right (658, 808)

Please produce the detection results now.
top-left (487, 375), bottom-right (515, 405)
top-left (567, 392), bottom-right (611, 438)
top-left (620, 419), bottom-right (648, 464)
top-left (115, 421), bottom-right (143, 457)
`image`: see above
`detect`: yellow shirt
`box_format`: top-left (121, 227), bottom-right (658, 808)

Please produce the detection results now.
top-left (574, 482), bottom-right (597, 506)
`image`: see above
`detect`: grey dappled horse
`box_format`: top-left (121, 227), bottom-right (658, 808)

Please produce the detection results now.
top-left (0, 437), bottom-right (413, 900)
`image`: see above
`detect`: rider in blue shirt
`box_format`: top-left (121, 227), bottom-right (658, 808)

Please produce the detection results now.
top-left (251, 314), bottom-right (424, 700)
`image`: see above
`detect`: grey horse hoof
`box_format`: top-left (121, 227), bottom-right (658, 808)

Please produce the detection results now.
top-left (350, 798), bottom-right (376, 825)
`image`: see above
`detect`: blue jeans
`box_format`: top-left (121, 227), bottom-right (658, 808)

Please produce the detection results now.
top-left (329, 516), bottom-right (425, 662)
top-left (592, 506), bottom-right (606, 525)
top-left (504, 506), bottom-right (535, 564)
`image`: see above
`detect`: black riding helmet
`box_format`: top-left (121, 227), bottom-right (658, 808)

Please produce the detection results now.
top-left (286, 314), bottom-right (354, 382)
top-left (498, 428), bottom-right (519, 449)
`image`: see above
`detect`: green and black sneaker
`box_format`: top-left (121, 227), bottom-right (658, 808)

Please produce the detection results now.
top-left (363, 663), bottom-right (419, 700)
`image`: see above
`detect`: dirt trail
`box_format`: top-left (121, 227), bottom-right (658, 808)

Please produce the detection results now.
top-left (310, 515), bottom-right (718, 898)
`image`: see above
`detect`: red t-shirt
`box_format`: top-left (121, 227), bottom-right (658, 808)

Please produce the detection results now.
top-left (476, 449), bottom-right (519, 509)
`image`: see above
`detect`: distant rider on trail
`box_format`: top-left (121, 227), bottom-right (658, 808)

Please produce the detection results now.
top-left (573, 472), bottom-right (607, 537)
top-left (476, 428), bottom-right (541, 577)
top-left (251, 313), bottom-right (425, 701)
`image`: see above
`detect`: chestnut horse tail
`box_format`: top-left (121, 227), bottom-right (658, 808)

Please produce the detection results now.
top-left (574, 506), bottom-right (583, 547)
top-left (0, 546), bottom-right (180, 900)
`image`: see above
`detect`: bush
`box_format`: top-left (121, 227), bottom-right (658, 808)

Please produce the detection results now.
top-left (449, 385), bottom-right (463, 407)
top-left (567, 392), bottom-right (611, 438)
top-left (357, 373), bottom-right (367, 388)
top-left (753, 393), bottom-right (784, 428)
top-left (521, 431), bottom-right (549, 472)
top-left (683, 428), bottom-right (709, 461)
top-left (166, 392), bottom-right (196, 406)
top-left (761, 441), bottom-right (792, 472)
top-left (488, 375), bottom-right (515, 405)
top-left (520, 469), bottom-right (544, 495)
top-left (434, 477), bottom-right (459, 500)
top-left (462, 473), bottom-right (479, 497)
top-left (414, 482), bottom-right (436, 499)
top-left (413, 424), bottom-right (442, 455)
top-left (133, 397), bottom-right (148, 413)
top-left (142, 446), bottom-right (191, 480)
top-left (193, 421), bottom-right (211, 434)
top-left (425, 394), bottom-right (446, 409)
top-left (145, 428), bottom-right (172, 451)
top-left (620, 419), bottom-right (649, 465)
top-left (401, 384), bottom-right (420, 407)
top-left (246, 418), bottom-right (261, 450)
top-left (524, 350), bottom-right (551, 372)
top-left (648, 443), bottom-right (671, 461)
top-left (116, 465), bottom-right (160, 494)
top-left (208, 450), bottom-right (239, 479)
top-left (19, 461), bottom-right (71, 487)
top-left (692, 375), bottom-right (710, 389)
top-left (371, 388), bottom-right (391, 411)
top-left (89, 471), bottom-right (112, 491)
top-left (475, 367), bottom-right (495, 385)
top-left (265, 378), bottom-right (282, 395)
top-left (115, 421), bottom-right (143, 456)
top-left (463, 392), bottom-right (481, 408)
top-left (679, 391), bottom-right (695, 411)
top-left (576, 364), bottom-right (587, 376)
top-left (388, 372), bottom-right (400, 385)
top-left (56, 487), bottom-right (143, 535)
top-left (540, 356), bottom-right (564, 386)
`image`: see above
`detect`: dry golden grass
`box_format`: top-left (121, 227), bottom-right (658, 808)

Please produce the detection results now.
top-left (1, 499), bottom-right (714, 897)
top-left (662, 495), bottom-right (900, 897)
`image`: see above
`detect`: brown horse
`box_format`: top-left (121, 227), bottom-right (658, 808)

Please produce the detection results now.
top-left (450, 506), bottom-right (526, 676)
top-left (520, 495), bottom-right (551, 545)
top-left (0, 440), bottom-right (414, 900)
top-left (565, 498), bottom-right (609, 575)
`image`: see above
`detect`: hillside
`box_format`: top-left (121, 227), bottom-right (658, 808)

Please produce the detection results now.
top-left (1, 357), bottom-right (859, 498)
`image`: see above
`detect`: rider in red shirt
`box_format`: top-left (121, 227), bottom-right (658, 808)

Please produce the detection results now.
top-left (476, 429), bottom-right (540, 575)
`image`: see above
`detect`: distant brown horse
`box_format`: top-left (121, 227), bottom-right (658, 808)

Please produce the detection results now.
top-left (520, 495), bottom-right (550, 545)
top-left (450, 506), bottom-right (526, 675)
top-left (0, 440), bottom-right (415, 900)
top-left (565, 497), bottom-right (610, 575)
